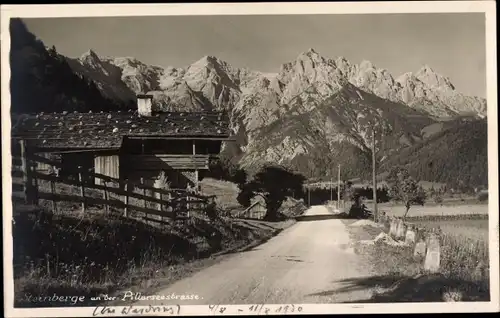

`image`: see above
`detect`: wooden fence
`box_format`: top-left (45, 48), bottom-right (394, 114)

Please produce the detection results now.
top-left (11, 140), bottom-right (215, 223)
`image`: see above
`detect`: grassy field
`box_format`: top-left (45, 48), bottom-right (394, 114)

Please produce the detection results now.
top-left (366, 201), bottom-right (489, 243)
top-left (347, 179), bottom-right (446, 190)
top-left (376, 203), bottom-right (488, 218)
top-left (410, 218), bottom-right (489, 241)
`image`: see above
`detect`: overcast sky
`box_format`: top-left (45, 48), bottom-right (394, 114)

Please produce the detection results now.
top-left (23, 13), bottom-right (486, 97)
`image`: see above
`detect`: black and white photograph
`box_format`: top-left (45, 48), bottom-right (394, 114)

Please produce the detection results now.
top-left (2, 2), bottom-right (498, 317)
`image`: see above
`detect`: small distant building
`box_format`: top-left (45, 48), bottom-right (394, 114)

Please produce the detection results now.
top-left (248, 195), bottom-right (267, 219)
top-left (10, 94), bottom-right (233, 189)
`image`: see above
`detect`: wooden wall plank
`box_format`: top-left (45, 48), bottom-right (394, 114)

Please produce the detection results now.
top-left (95, 155), bottom-right (120, 185)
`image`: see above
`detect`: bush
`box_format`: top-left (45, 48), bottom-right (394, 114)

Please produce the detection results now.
top-left (207, 157), bottom-right (247, 186)
top-left (434, 194), bottom-right (444, 205)
top-left (204, 197), bottom-right (218, 221)
top-left (236, 189), bottom-right (252, 208)
top-left (477, 192), bottom-right (488, 202)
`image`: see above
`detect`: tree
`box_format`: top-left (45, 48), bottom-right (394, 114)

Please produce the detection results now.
top-left (386, 166), bottom-right (426, 221)
top-left (47, 45), bottom-right (58, 59)
top-left (429, 186), bottom-right (436, 198)
top-left (237, 164), bottom-right (306, 221)
top-left (342, 181), bottom-right (355, 202)
top-left (208, 155), bottom-right (247, 186)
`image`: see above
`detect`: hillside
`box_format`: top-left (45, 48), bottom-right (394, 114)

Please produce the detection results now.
top-left (239, 83), bottom-right (436, 180)
top-left (9, 19), bottom-right (131, 115)
top-left (380, 118), bottom-right (488, 188)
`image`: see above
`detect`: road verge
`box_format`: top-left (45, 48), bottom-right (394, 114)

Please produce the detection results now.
top-left (342, 219), bottom-right (490, 302)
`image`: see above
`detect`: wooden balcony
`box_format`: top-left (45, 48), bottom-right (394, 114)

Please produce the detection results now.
top-left (123, 154), bottom-right (211, 170)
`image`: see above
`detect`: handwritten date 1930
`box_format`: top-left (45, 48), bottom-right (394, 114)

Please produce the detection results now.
top-left (209, 304), bottom-right (304, 315)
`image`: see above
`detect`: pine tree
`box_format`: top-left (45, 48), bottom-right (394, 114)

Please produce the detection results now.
top-left (48, 45), bottom-right (57, 59)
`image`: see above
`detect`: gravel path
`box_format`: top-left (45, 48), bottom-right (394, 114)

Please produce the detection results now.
top-left (133, 205), bottom-right (374, 305)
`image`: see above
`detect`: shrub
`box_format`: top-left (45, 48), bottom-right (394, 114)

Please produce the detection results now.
top-left (236, 189), bottom-right (252, 208)
top-left (434, 194), bottom-right (444, 205)
top-left (207, 157), bottom-right (247, 186)
top-left (204, 197), bottom-right (218, 221)
top-left (477, 192), bottom-right (488, 202)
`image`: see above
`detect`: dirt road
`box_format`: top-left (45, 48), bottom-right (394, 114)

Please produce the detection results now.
top-left (133, 205), bottom-right (374, 305)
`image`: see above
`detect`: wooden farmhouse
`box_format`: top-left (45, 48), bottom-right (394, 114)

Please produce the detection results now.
top-left (10, 94), bottom-right (232, 190)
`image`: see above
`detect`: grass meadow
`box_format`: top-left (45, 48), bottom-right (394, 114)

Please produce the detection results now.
top-left (344, 201), bottom-right (490, 302)
top-left (410, 218), bottom-right (488, 242)
top-left (376, 203), bottom-right (488, 218)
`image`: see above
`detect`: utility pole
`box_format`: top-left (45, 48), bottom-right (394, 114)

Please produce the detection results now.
top-left (330, 177), bottom-right (333, 202)
top-left (337, 164), bottom-right (341, 210)
top-left (372, 129), bottom-right (378, 221)
top-left (308, 184), bottom-right (311, 207)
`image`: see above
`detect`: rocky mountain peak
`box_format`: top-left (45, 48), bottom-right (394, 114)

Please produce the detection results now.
top-left (335, 56), bottom-right (350, 65)
top-left (80, 49), bottom-right (100, 62)
top-left (359, 60), bottom-right (376, 70)
top-left (194, 55), bottom-right (220, 67)
top-left (111, 56), bottom-right (142, 67)
top-left (419, 64), bottom-right (435, 73)
top-left (396, 72), bottom-right (415, 84)
top-left (415, 65), bottom-right (455, 91)
top-left (295, 48), bottom-right (326, 63)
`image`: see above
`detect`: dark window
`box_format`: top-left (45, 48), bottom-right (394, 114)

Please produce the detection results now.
top-left (60, 153), bottom-right (94, 183)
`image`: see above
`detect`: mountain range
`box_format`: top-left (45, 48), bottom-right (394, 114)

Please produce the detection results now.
top-left (66, 47), bottom-right (487, 117)
top-left (10, 18), bottom-right (489, 188)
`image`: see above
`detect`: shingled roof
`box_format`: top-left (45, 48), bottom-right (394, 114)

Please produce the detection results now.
top-left (11, 110), bottom-right (231, 149)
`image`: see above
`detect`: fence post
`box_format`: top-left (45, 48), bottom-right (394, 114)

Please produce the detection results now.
top-left (161, 192), bottom-right (166, 213)
top-left (20, 140), bottom-right (33, 204)
top-left (31, 161), bottom-right (39, 205)
top-left (103, 180), bottom-right (109, 215)
top-left (78, 167), bottom-right (86, 215)
top-left (170, 192), bottom-right (177, 219)
top-left (141, 177), bottom-right (146, 208)
top-left (155, 184), bottom-right (162, 213)
top-left (186, 192), bottom-right (190, 218)
top-left (50, 178), bottom-right (57, 213)
top-left (141, 177), bottom-right (148, 223)
top-left (123, 180), bottom-right (129, 218)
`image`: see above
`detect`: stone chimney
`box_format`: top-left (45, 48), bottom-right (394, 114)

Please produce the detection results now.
top-left (137, 94), bottom-right (154, 116)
